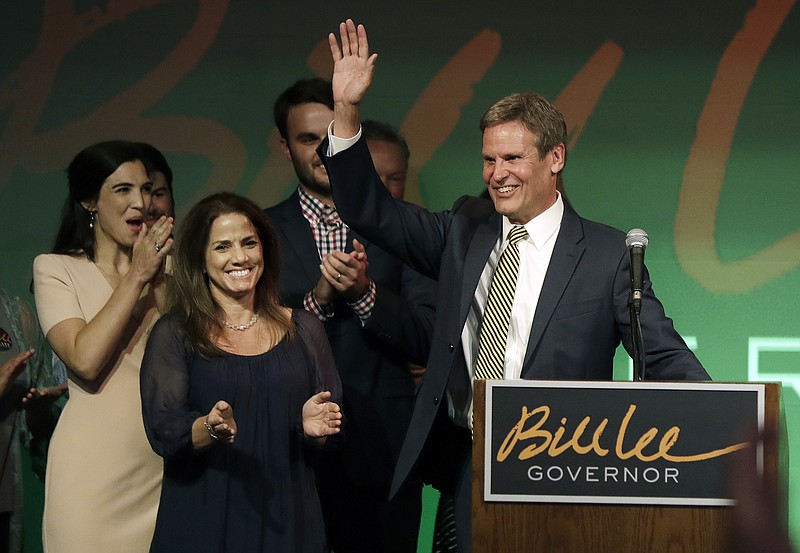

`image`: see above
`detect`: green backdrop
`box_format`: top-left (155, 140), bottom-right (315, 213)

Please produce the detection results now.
top-left (2, 1), bottom-right (798, 551)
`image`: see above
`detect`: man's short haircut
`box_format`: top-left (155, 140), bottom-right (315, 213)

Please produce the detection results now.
top-left (362, 120), bottom-right (411, 168)
top-left (479, 93), bottom-right (568, 160)
top-left (135, 142), bottom-right (173, 189)
top-left (273, 78), bottom-right (334, 139)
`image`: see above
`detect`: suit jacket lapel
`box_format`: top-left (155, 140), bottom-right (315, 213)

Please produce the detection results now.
top-left (522, 204), bottom-right (586, 376)
top-left (460, 212), bottom-right (502, 326)
top-left (273, 191), bottom-right (323, 285)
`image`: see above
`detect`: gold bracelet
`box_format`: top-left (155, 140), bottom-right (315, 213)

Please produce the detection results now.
top-left (203, 417), bottom-right (219, 440)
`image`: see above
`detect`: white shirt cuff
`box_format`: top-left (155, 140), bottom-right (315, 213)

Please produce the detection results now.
top-left (326, 120), bottom-right (362, 156)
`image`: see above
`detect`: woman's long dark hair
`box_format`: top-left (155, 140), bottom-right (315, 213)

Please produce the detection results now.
top-left (168, 192), bottom-right (293, 356)
top-left (52, 140), bottom-right (144, 260)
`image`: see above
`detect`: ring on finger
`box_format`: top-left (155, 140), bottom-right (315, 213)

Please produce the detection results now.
top-left (155, 242), bottom-right (161, 252)
top-left (335, 272), bottom-right (342, 282)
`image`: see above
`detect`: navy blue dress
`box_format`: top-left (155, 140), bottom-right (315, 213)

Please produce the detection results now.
top-left (141, 309), bottom-right (341, 553)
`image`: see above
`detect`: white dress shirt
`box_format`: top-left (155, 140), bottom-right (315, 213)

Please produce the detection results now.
top-left (453, 194), bottom-right (563, 428)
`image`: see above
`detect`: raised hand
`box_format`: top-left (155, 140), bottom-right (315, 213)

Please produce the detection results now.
top-left (302, 391), bottom-right (342, 439)
top-left (329, 18), bottom-right (377, 106)
top-left (328, 19), bottom-right (377, 138)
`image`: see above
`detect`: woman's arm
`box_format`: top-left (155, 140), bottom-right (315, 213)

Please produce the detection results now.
top-left (38, 218), bottom-right (173, 381)
top-left (190, 400), bottom-right (237, 451)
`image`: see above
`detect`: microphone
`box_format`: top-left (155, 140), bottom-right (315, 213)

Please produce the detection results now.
top-left (626, 228), bottom-right (648, 381)
top-left (625, 228), bottom-right (649, 313)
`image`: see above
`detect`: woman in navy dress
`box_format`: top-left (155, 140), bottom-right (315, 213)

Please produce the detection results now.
top-left (141, 192), bottom-right (342, 553)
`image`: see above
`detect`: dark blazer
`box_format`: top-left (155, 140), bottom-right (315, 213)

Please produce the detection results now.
top-left (320, 137), bottom-right (710, 499)
top-left (265, 191), bottom-right (436, 487)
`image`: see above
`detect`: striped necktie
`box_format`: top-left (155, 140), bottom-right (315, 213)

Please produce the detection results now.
top-left (474, 225), bottom-right (529, 380)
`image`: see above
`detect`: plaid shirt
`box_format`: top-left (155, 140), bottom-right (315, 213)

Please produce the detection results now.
top-left (298, 187), bottom-right (376, 322)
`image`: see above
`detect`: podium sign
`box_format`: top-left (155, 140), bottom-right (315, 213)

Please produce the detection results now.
top-left (484, 381), bottom-right (764, 506)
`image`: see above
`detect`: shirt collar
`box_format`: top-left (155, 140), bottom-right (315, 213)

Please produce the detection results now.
top-left (298, 186), bottom-right (338, 225)
top-left (501, 192), bottom-right (564, 250)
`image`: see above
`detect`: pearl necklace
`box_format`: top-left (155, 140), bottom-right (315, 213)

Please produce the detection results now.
top-left (221, 312), bottom-right (259, 331)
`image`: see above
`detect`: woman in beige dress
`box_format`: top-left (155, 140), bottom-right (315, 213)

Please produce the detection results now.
top-left (33, 140), bottom-right (173, 552)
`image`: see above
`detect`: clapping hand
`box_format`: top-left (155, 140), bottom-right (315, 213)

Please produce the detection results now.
top-left (22, 380), bottom-right (68, 438)
top-left (131, 215), bottom-right (174, 284)
top-left (0, 348), bottom-right (34, 397)
top-left (22, 381), bottom-right (68, 409)
top-left (206, 400), bottom-right (237, 444)
top-left (302, 391), bottom-right (342, 439)
top-left (320, 239), bottom-right (371, 302)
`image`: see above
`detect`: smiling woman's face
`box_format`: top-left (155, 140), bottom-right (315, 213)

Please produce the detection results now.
top-left (204, 212), bottom-right (264, 304)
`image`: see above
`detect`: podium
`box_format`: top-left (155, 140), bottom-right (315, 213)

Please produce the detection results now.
top-left (472, 380), bottom-right (786, 553)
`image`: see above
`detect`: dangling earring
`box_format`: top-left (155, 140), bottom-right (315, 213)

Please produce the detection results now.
top-left (89, 211), bottom-right (96, 230)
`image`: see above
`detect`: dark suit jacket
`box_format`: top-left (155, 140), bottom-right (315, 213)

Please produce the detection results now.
top-left (265, 191), bottom-right (436, 488)
top-left (320, 137), bottom-right (710, 497)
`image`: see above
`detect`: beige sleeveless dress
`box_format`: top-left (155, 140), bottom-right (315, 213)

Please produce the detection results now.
top-left (33, 254), bottom-right (162, 553)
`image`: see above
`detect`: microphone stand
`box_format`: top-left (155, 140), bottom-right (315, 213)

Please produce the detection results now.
top-left (629, 300), bottom-right (646, 381)
top-left (626, 229), bottom-right (649, 381)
